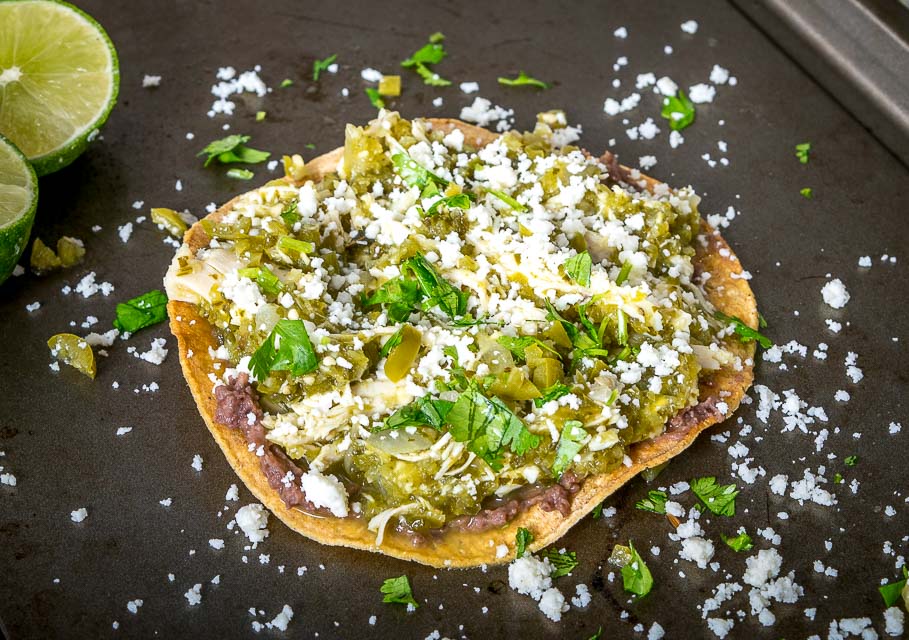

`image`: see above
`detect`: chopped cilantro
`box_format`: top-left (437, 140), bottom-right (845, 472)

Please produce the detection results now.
top-left (496, 335), bottom-right (559, 361)
top-left (401, 253), bottom-right (468, 319)
top-left (564, 251), bottom-right (592, 287)
top-left (238, 265), bottom-right (283, 297)
top-left (721, 531), bottom-right (754, 552)
top-left (800, 187), bottom-right (813, 199)
top-left (305, 143), bottom-right (316, 150)
top-left (660, 91), bottom-right (695, 131)
top-left (279, 78), bottom-right (293, 88)
top-left (715, 311), bottom-right (772, 349)
top-left (497, 71), bottom-right (551, 89)
top-left (391, 152), bottom-right (449, 190)
top-left (255, 110), bottom-right (266, 122)
top-left (879, 568), bottom-right (908, 607)
top-left (589, 627), bottom-right (603, 640)
top-left (380, 575), bottom-right (418, 607)
top-left (592, 502), bottom-right (604, 519)
top-left (380, 395), bottom-right (453, 431)
top-left (379, 326), bottom-right (405, 358)
top-left (796, 142), bottom-right (811, 163)
top-left (401, 35), bottom-right (451, 86)
top-left (249, 319), bottom-right (318, 381)
top-left (833, 472), bottom-right (844, 484)
top-left (542, 548), bottom-right (578, 578)
top-left (280, 200), bottom-right (300, 226)
top-left (691, 477), bottom-right (739, 516)
top-left (113, 290), bottom-right (168, 334)
top-left (845, 455), bottom-right (858, 467)
top-left (226, 168), bottom-right (254, 180)
top-left (425, 192), bottom-right (473, 217)
top-left (198, 134), bottom-right (270, 167)
top-left (620, 541), bottom-right (653, 596)
top-left (615, 260), bottom-right (633, 286)
top-left (312, 53), bottom-right (337, 82)
top-left (552, 420), bottom-right (587, 477)
top-left (533, 382), bottom-right (571, 408)
top-left (362, 276), bottom-right (424, 323)
top-left (635, 490), bottom-right (668, 514)
top-left (365, 87), bottom-right (385, 109)
top-left (515, 527), bottom-right (534, 558)
top-left (487, 189), bottom-right (527, 211)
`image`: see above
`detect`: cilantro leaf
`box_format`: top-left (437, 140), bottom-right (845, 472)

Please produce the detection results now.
top-left (615, 260), bottom-right (633, 286)
top-left (800, 187), bottom-right (813, 199)
top-left (879, 568), bottom-right (908, 607)
top-left (487, 189), bottom-right (527, 212)
top-left (721, 531), bottom-right (754, 552)
top-left (795, 142), bottom-right (811, 164)
top-left (620, 541), bottom-right (653, 596)
top-left (365, 87), bottom-right (385, 109)
top-left (380, 395), bottom-right (453, 431)
top-left (379, 326), bottom-right (405, 359)
top-left (497, 71), bottom-right (550, 89)
top-left (425, 192), bottom-right (473, 217)
top-left (635, 490), bottom-right (668, 514)
top-left (414, 63), bottom-right (452, 86)
top-left (446, 387), bottom-right (540, 470)
top-left (552, 420), bottom-right (587, 477)
top-left (312, 53), bottom-right (337, 82)
top-left (845, 455), bottom-right (858, 467)
top-left (198, 134), bottom-right (270, 167)
top-left (542, 548), bottom-right (578, 578)
top-left (496, 335), bottom-right (559, 361)
top-left (533, 382), bottom-right (571, 408)
top-left (113, 290), bottom-right (168, 333)
top-left (564, 251), bottom-right (592, 287)
top-left (715, 311), bottom-right (772, 349)
top-left (515, 527), bottom-right (534, 558)
top-left (402, 253), bottom-right (467, 319)
top-left (279, 78), bottom-right (293, 88)
top-left (391, 153), bottom-right (449, 189)
top-left (690, 477), bottom-right (739, 516)
top-left (545, 299), bottom-right (579, 343)
top-left (249, 319), bottom-right (318, 381)
top-left (660, 91), bottom-right (696, 131)
top-left (401, 36), bottom-right (451, 86)
top-left (363, 277), bottom-right (424, 323)
top-left (592, 502), bottom-right (604, 519)
top-left (238, 265), bottom-right (283, 297)
top-left (280, 200), bottom-right (300, 226)
top-left (380, 575), bottom-right (418, 607)
top-left (589, 627), bottom-right (603, 640)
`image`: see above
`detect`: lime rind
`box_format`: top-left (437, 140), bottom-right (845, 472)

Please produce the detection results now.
top-left (0, 132), bottom-right (37, 283)
top-left (0, 0), bottom-right (120, 176)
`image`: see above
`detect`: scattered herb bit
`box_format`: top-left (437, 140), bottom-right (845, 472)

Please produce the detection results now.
top-left (362, 276), bottom-right (424, 323)
top-left (305, 143), bottom-right (316, 150)
top-left (691, 477), bottom-right (739, 516)
top-left (635, 490), bottom-right (668, 514)
top-left (425, 192), bottom-right (473, 217)
top-left (279, 78), bottom-right (293, 88)
top-left (497, 71), bottom-right (551, 89)
top-left (515, 527), bottom-right (534, 558)
top-left (238, 265), bottom-right (283, 297)
top-left (401, 253), bottom-right (467, 319)
top-left (391, 152), bottom-right (449, 190)
top-left (487, 189), bottom-right (527, 212)
top-left (589, 627), bottom-right (603, 640)
top-left (113, 289), bottom-right (168, 334)
top-left (845, 455), bottom-right (858, 467)
top-left (446, 386), bottom-right (540, 470)
top-left (620, 541), bottom-right (653, 597)
top-left (378, 75), bottom-right (402, 97)
top-left (381, 395), bottom-right (453, 431)
top-left (226, 168), bottom-right (254, 180)
top-left (496, 335), bottom-right (559, 361)
top-left (249, 319), bottom-right (318, 381)
top-left (833, 472), bottom-right (844, 484)
top-left (279, 200), bottom-right (300, 226)
top-left (721, 531), bottom-right (754, 552)
top-left (365, 87), bottom-right (385, 109)
top-left (552, 420), bottom-right (587, 477)
top-left (879, 568), bottom-right (908, 607)
top-left (592, 502), bottom-right (604, 519)
top-left (564, 251), bottom-right (592, 287)
top-left (660, 91), bottom-right (695, 131)
top-left (542, 548), bottom-right (578, 578)
top-left (198, 134), bottom-right (270, 167)
top-left (401, 34), bottom-right (451, 86)
top-left (255, 110), bottom-right (266, 122)
top-left (379, 326), bottom-right (405, 359)
top-left (758, 312), bottom-right (768, 329)
top-left (800, 187), bottom-right (812, 198)
top-left (533, 382), bottom-right (571, 408)
top-left (380, 575), bottom-right (418, 607)
top-left (615, 260), bottom-right (633, 285)
top-left (795, 142), bottom-right (811, 164)
top-left (312, 53), bottom-right (337, 82)
top-left (715, 311), bottom-right (772, 349)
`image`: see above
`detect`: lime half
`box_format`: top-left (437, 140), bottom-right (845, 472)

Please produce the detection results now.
top-left (0, 0), bottom-right (119, 176)
top-left (0, 133), bottom-right (37, 284)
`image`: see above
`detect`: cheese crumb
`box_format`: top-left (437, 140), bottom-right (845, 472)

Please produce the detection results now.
top-left (821, 278), bottom-right (850, 309)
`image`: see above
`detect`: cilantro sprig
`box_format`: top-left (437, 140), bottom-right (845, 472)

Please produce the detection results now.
top-left (564, 251), bottom-right (592, 287)
top-left (198, 134), bottom-right (270, 167)
top-left (113, 290), bottom-right (168, 334)
top-left (660, 91), bottom-right (695, 131)
top-left (312, 53), bottom-right (337, 82)
top-left (533, 382), bottom-right (571, 408)
top-left (249, 319), bottom-right (318, 381)
top-left (542, 548), bottom-right (578, 577)
top-left (635, 490), bottom-right (668, 514)
top-left (497, 71), bottom-right (550, 89)
top-left (425, 192), bottom-right (474, 217)
top-left (515, 527), bottom-right (534, 558)
top-left (715, 311), bottom-right (772, 349)
top-left (691, 477), bottom-right (739, 516)
top-left (401, 33), bottom-right (451, 86)
top-left (380, 575), bottom-right (418, 607)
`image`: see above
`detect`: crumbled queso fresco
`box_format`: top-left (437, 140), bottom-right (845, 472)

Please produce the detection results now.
top-left (166, 109), bottom-right (745, 542)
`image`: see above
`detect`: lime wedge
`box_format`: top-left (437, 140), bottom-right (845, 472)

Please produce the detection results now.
top-left (0, 0), bottom-right (119, 176)
top-left (0, 133), bottom-right (37, 284)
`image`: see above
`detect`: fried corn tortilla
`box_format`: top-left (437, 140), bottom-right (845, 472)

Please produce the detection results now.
top-left (166, 117), bottom-right (756, 568)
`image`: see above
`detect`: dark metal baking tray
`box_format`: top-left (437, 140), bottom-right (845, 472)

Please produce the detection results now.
top-left (1, 0), bottom-right (907, 638)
